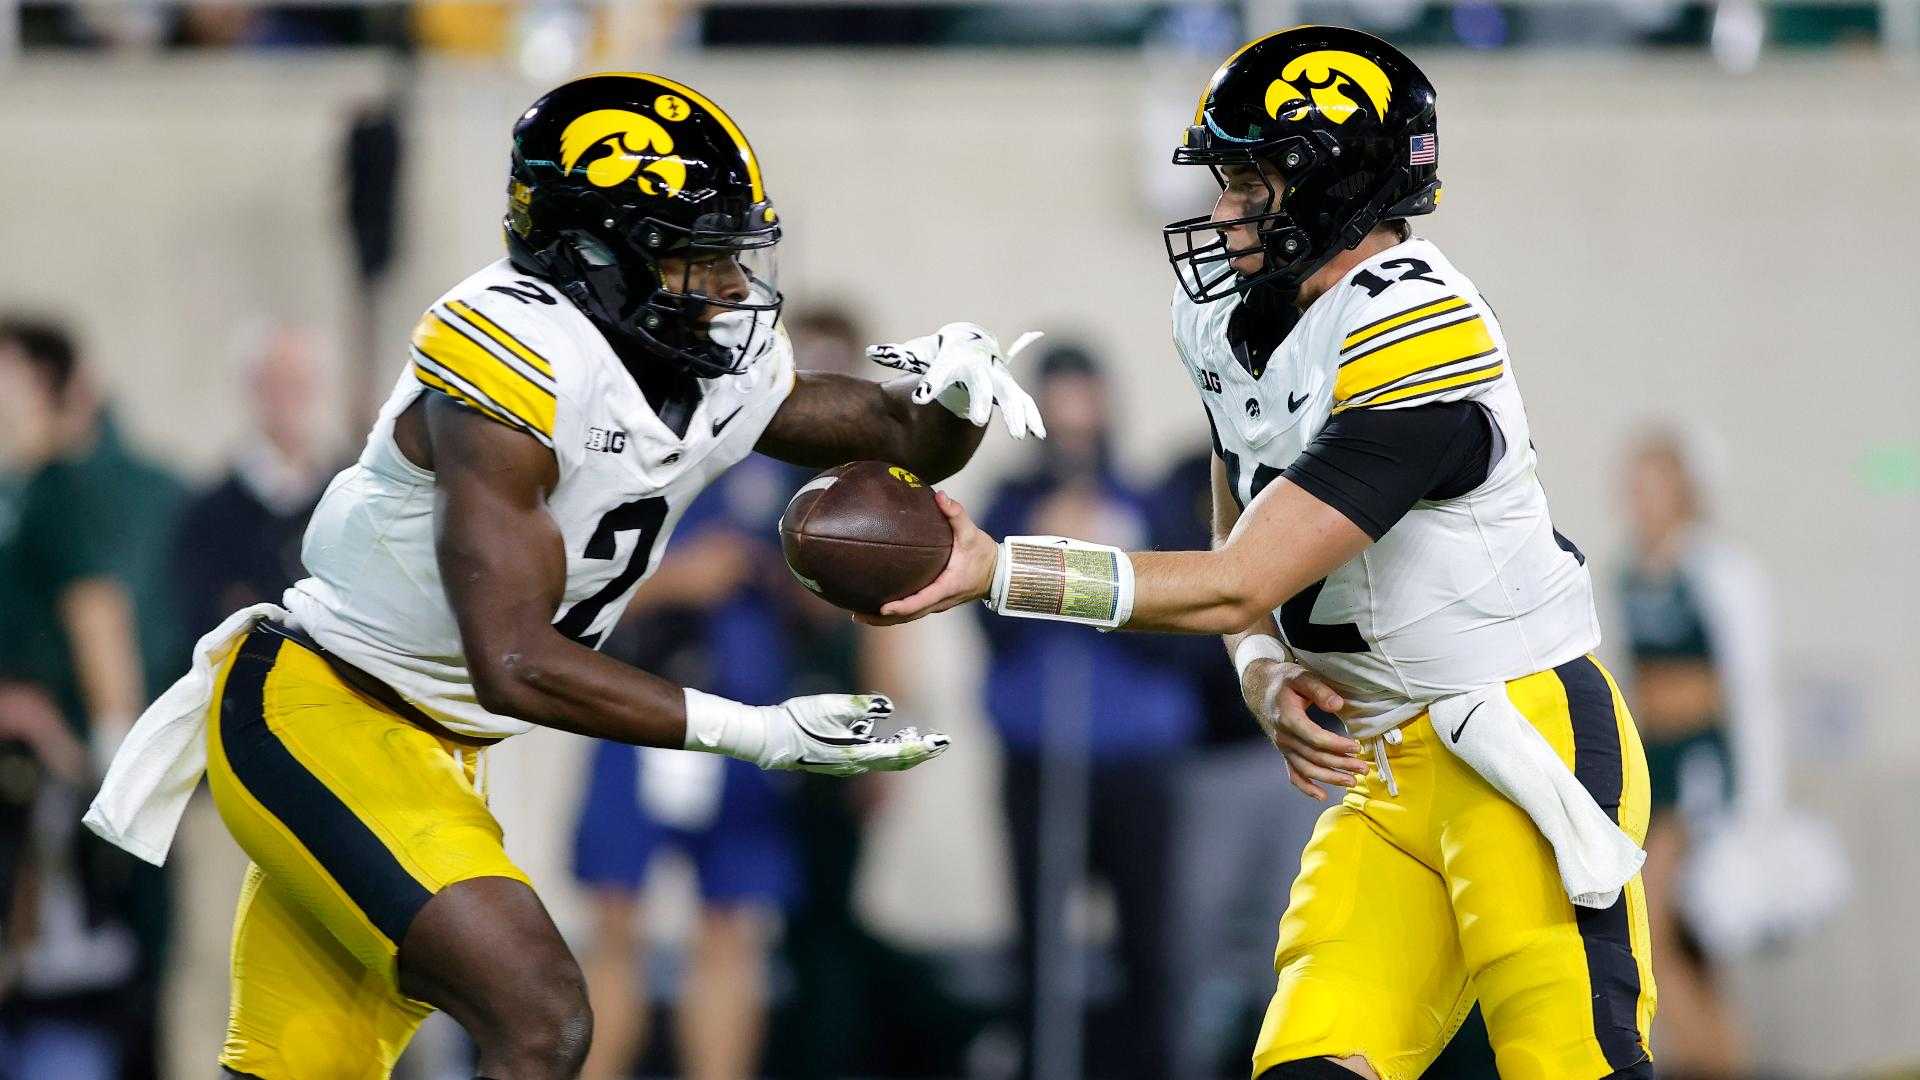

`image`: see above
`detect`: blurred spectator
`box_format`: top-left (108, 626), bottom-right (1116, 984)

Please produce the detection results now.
top-left (570, 455), bottom-right (805, 1080)
top-left (1617, 426), bottom-right (1783, 1079)
top-left (785, 304), bottom-right (864, 375)
top-left (170, 325), bottom-right (333, 637)
top-left (0, 316), bottom-right (184, 1080)
top-left (767, 303), bottom-right (892, 1078)
top-left (975, 343), bottom-right (1199, 1080)
top-left (1140, 445), bottom-right (1322, 1079)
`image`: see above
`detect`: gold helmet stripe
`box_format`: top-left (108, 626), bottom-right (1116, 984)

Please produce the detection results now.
top-left (595, 71), bottom-right (765, 202)
top-left (1192, 25), bottom-right (1310, 125)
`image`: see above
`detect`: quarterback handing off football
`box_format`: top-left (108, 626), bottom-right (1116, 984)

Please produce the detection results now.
top-left (781, 461), bottom-right (953, 614)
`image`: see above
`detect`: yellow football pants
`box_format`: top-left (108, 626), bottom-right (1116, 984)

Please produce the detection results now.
top-left (205, 628), bottom-right (530, 1080)
top-left (1251, 655), bottom-right (1656, 1080)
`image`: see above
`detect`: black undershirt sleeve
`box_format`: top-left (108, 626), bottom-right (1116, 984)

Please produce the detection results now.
top-left (1280, 400), bottom-right (1500, 541)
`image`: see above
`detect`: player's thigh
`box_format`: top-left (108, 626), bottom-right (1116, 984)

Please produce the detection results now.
top-left (1252, 803), bottom-right (1472, 1080)
top-left (1439, 658), bottom-right (1655, 1080)
top-left (223, 863), bottom-right (431, 1080)
top-left (394, 874), bottom-right (588, 1053)
top-left (206, 630), bottom-right (531, 978)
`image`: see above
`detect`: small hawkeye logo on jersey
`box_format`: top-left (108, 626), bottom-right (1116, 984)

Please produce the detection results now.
top-left (586, 427), bottom-right (628, 454)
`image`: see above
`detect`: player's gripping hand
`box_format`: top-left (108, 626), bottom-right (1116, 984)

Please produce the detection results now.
top-left (684, 687), bottom-right (951, 776)
top-left (1240, 659), bottom-right (1369, 801)
top-left (856, 491), bottom-right (998, 626)
top-left (867, 322), bottom-right (1047, 440)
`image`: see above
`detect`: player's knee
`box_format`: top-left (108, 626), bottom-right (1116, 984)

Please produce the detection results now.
top-left (1257, 1057), bottom-right (1372, 1080)
top-left (489, 968), bottom-right (592, 1075)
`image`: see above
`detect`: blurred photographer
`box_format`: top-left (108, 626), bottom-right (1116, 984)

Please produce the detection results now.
top-left (0, 317), bottom-right (183, 1079)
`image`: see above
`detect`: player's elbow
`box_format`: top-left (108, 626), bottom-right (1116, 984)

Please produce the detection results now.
top-left (1199, 557), bottom-right (1274, 633)
top-left (1204, 595), bottom-right (1271, 636)
top-left (468, 639), bottom-right (560, 720)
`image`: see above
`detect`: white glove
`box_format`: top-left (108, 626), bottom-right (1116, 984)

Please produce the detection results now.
top-left (683, 688), bottom-right (951, 776)
top-left (866, 322), bottom-right (1047, 440)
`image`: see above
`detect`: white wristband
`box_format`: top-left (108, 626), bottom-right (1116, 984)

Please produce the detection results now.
top-left (986, 535), bottom-right (1134, 630)
top-left (682, 687), bottom-right (773, 766)
top-left (1232, 635), bottom-right (1289, 681)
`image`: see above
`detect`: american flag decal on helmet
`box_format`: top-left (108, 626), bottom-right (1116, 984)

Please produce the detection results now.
top-left (1409, 132), bottom-right (1437, 165)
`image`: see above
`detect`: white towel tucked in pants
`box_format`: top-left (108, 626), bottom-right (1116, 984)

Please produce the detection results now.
top-left (1428, 684), bottom-right (1645, 909)
top-left (82, 604), bottom-right (286, 866)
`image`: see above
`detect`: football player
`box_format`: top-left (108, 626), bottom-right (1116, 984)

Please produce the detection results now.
top-left (87, 73), bottom-right (1041, 1080)
top-left (868, 27), bottom-right (1655, 1080)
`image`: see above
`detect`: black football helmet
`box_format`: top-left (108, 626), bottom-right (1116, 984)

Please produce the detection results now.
top-left (1164, 26), bottom-right (1441, 303)
top-left (505, 72), bottom-right (781, 378)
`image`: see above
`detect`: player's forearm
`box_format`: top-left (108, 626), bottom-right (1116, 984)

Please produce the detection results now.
top-left (1125, 549), bottom-right (1298, 635)
top-left (759, 374), bottom-right (983, 482)
top-left (1206, 454), bottom-right (1277, 664)
top-left (467, 628), bottom-right (689, 748)
top-left (832, 375), bottom-right (986, 482)
top-left (1127, 476), bottom-right (1371, 632)
top-left (973, 480), bottom-right (1364, 635)
top-left (878, 378), bottom-right (987, 481)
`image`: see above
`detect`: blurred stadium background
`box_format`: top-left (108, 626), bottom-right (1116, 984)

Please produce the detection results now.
top-left (2, 2), bottom-right (1916, 1078)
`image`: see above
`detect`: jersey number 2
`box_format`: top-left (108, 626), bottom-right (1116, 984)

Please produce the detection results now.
top-left (554, 496), bottom-right (669, 648)
top-left (1279, 579), bottom-right (1369, 654)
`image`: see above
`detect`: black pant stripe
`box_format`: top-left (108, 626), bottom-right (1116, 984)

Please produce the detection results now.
top-left (1559, 655), bottom-right (1622, 815)
top-left (1554, 655), bottom-right (1646, 1072)
top-left (219, 630), bottom-right (433, 946)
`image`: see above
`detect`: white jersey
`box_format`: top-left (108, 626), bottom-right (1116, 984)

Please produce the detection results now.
top-left (287, 259), bottom-right (795, 739)
top-left (1172, 237), bottom-right (1600, 738)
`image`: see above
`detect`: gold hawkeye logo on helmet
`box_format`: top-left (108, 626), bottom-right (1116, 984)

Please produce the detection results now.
top-left (559, 108), bottom-right (689, 197)
top-left (1263, 50), bottom-right (1392, 126)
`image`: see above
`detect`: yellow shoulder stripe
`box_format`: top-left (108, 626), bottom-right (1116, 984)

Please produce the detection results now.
top-left (1342, 295), bottom-right (1468, 352)
top-left (1334, 359), bottom-right (1505, 413)
top-left (412, 363), bottom-right (537, 437)
top-left (1335, 314), bottom-right (1496, 404)
top-left (446, 299), bottom-right (554, 379)
top-left (411, 314), bottom-right (557, 439)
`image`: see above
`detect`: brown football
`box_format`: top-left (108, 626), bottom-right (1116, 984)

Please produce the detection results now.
top-left (780, 461), bottom-right (953, 614)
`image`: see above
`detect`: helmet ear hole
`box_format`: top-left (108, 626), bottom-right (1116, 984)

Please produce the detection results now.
top-left (570, 234), bottom-right (619, 268)
top-left (1328, 171), bottom-right (1374, 200)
